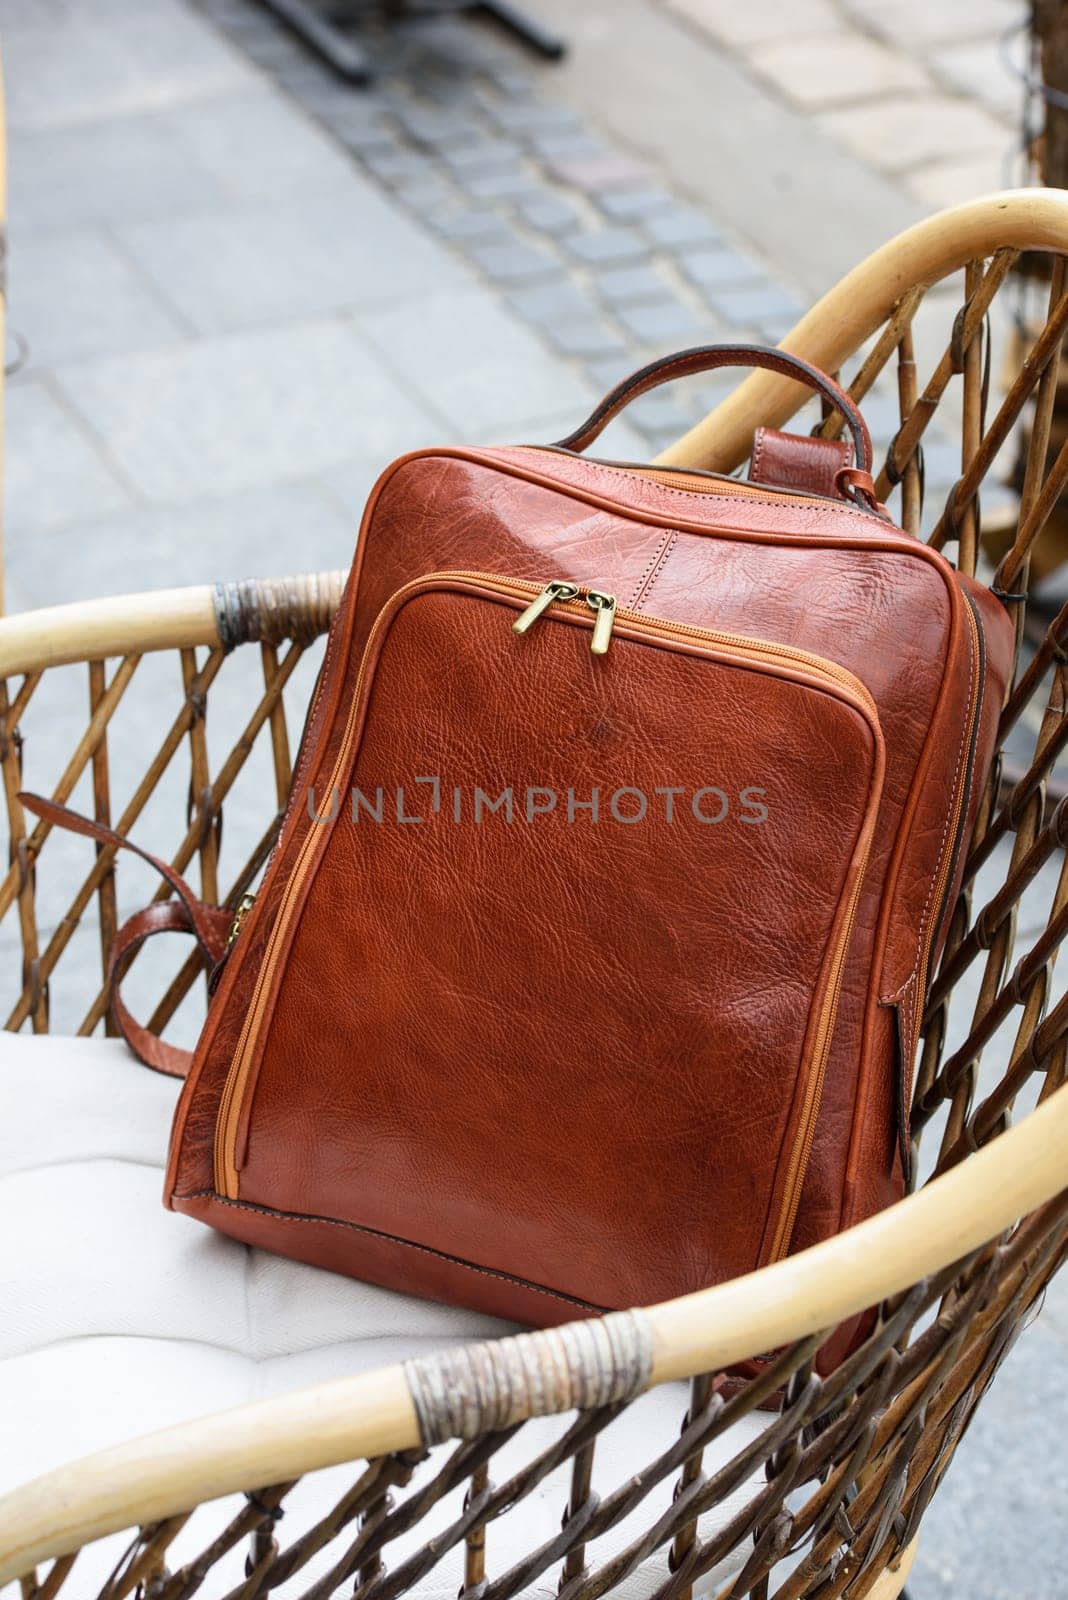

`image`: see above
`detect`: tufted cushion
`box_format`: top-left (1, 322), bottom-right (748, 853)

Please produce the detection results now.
top-left (0, 1034), bottom-right (765, 1596)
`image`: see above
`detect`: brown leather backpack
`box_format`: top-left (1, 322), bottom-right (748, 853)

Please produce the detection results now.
top-left (26, 346), bottom-right (1014, 1328)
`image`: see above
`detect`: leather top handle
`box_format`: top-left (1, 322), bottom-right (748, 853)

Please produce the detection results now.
top-left (554, 344), bottom-right (877, 507)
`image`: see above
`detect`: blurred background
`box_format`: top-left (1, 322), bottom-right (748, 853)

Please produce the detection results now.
top-left (3, 0), bottom-right (1047, 613)
top-left (1, 4), bottom-right (1065, 1598)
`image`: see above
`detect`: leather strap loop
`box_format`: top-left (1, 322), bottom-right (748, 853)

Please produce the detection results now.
top-left (749, 427), bottom-right (852, 498)
top-left (108, 901), bottom-right (215, 1078)
top-left (834, 466), bottom-right (890, 520)
top-left (17, 792), bottom-right (231, 1078)
top-left (555, 343), bottom-right (875, 497)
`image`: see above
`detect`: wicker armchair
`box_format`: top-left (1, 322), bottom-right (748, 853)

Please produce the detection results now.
top-left (1, 190), bottom-right (1068, 1600)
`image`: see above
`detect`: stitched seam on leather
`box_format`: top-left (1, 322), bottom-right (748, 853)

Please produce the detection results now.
top-left (751, 432), bottom-right (851, 493)
top-left (451, 447), bottom-right (924, 539)
top-left (636, 531), bottom-right (678, 613)
top-left (629, 531), bottom-right (678, 612)
top-left (625, 531), bottom-right (671, 608)
top-left (894, 971), bottom-right (919, 1058)
top-left (825, 441), bottom-right (851, 483)
top-left (517, 455), bottom-right (876, 521)
top-left (182, 1190), bottom-right (606, 1313)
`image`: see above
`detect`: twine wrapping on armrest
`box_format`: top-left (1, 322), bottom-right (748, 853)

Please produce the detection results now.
top-left (213, 572), bottom-right (346, 651)
top-left (404, 1309), bottom-right (654, 1445)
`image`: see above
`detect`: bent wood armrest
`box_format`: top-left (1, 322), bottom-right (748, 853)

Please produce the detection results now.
top-left (657, 188), bottom-right (1068, 473)
top-left (0, 572), bottom-right (347, 678)
top-left (0, 1079), bottom-right (1064, 1585)
top-left (0, 588), bottom-right (220, 677)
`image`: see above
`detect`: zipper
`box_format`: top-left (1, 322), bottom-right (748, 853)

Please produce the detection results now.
top-left (213, 570), bottom-right (882, 1252)
top-left (513, 580), bottom-right (579, 631)
top-left (525, 446), bottom-right (871, 511)
top-left (926, 594), bottom-right (984, 973)
top-left (767, 847), bottom-right (869, 1261)
top-left (911, 593), bottom-right (984, 1040)
top-left (515, 581), bottom-right (618, 655)
top-left (641, 467), bottom-right (769, 495)
top-left (226, 892), bottom-right (257, 950)
top-left (586, 591), bottom-right (617, 655)
top-left (508, 575), bottom-right (877, 712)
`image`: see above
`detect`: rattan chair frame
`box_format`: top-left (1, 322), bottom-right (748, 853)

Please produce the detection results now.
top-left (3, 191), bottom-right (1068, 1600)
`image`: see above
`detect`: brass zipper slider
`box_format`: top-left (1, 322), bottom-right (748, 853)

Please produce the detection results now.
top-left (513, 580), bottom-right (580, 635)
top-left (227, 891), bottom-right (256, 949)
top-left (586, 590), bottom-right (617, 655)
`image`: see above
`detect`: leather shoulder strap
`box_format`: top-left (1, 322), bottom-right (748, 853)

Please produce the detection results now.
top-left (17, 792), bottom-right (231, 1078)
top-left (555, 344), bottom-right (875, 491)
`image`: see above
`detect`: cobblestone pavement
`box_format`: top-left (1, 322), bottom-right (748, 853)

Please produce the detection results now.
top-left (193, 0), bottom-right (994, 492)
top-left (1, 4), bottom-right (1065, 1599)
top-left (195, 0), bottom-right (815, 460)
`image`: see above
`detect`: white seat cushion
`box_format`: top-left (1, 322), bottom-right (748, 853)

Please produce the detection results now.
top-left (0, 1034), bottom-right (766, 1597)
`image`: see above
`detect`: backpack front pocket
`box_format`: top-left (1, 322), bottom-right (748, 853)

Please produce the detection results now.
top-left (216, 573), bottom-right (883, 1310)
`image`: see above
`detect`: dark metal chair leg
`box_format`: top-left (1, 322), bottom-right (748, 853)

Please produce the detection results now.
top-left (475, 0), bottom-right (566, 58)
top-left (259, 0), bottom-right (374, 81)
top-left (257, 0), bottom-right (565, 79)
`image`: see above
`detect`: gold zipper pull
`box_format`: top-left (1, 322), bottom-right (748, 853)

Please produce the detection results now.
top-left (513, 580), bottom-right (579, 635)
top-left (227, 891), bottom-right (256, 949)
top-left (586, 590), bottom-right (617, 655)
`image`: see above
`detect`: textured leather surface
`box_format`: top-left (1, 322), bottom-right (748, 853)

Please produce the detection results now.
top-left (2, 1032), bottom-right (764, 1599)
top-left (749, 428), bottom-right (853, 499)
top-left (167, 405), bottom-right (1015, 1325)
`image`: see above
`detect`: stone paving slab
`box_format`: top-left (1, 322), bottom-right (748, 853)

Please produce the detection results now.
top-left (10, 228), bottom-right (188, 365)
top-left (909, 1308), bottom-right (1068, 1600)
top-left (52, 318), bottom-right (446, 505)
top-left (115, 185), bottom-right (470, 333)
top-left (353, 287), bottom-right (595, 437)
top-left (529, 0), bottom-right (920, 296)
top-left (154, 89), bottom-right (360, 199)
top-left (1, 0), bottom-right (259, 131)
top-left (820, 96), bottom-right (1009, 175)
top-left (5, 376), bottom-right (135, 540)
top-left (7, 114), bottom-right (233, 233)
top-left (199, 0), bottom-right (959, 488)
